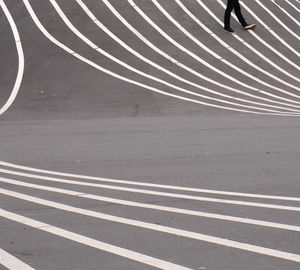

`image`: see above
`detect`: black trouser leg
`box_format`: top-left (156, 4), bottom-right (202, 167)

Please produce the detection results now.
top-left (224, 0), bottom-right (247, 28)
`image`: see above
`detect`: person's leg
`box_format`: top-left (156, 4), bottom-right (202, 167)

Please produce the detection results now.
top-left (233, 0), bottom-right (247, 27)
top-left (224, 0), bottom-right (235, 29)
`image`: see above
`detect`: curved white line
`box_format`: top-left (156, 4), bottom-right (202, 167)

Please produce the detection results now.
top-left (74, 1), bottom-right (300, 113)
top-left (240, 1), bottom-right (300, 57)
top-left (0, 208), bottom-right (191, 270)
top-left (22, 0), bottom-right (297, 115)
top-left (127, 0), bottom-right (300, 98)
top-left (272, 0), bottom-right (300, 27)
top-left (1, 160), bottom-right (300, 202)
top-left (0, 0), bottom-right (24, 116)
top-left (1, 192), bottom-right (300, 262)
top-left (1, 176), bottom-right (300, 232)
top-left (0, 248), bottom-right (35, 270)
top-left (102, 0), bottom-right (300, 108)
top-left (153, 0), bottom-right (300, 89)
top-left (215, 0), bottom-right (300, 71)
top-left (49, 0), bottom-right (299, 114)
top-left (255, 0), bottom-right (300, 40)
top-left (1, 169), bottom-right (300, 211)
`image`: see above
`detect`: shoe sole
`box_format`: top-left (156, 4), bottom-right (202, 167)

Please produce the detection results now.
top-left (244, 24), bottom-right (256, 30)
top-left (223, 29), bottom-right (234, 34)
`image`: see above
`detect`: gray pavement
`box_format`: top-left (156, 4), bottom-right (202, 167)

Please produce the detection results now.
top-left (0, 0), bottom-right (300, 269)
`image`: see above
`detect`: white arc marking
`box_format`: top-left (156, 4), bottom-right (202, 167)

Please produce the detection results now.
top-left (0, 0), bottom-right (24, 116)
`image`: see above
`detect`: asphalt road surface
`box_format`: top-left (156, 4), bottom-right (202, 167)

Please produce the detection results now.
top-left (0, 0), bottom-right (300, 269)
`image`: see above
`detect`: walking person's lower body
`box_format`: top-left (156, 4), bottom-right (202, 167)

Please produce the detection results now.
top-left (224, 0), bottom-right (256, 33)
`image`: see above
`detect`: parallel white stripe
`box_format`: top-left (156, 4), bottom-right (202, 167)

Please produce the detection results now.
top-left (22, 0), bottom-right (269, 115)
top-left (1, 177), bottom-right (300, 232)
top-left (103, 0), bottom-right (300, 108)
top-left (240, 2), bottom-right (300, 57)
top-left (1, 170), bottom-right (300, 211)
top-left (0, 0), bottom-right (24, 116)
top-left (1, 160), bottom-right (300, 202)
top-left (215, 0), bottom-right (300, 71)
top-left (0, 208), bottom-right (191, 270)
top-left (74, 0), bottom-right (300, 114)
top-left (153, 0), bottom-right (300, 91)
top-left (128, 0), bottom-right (300, 99)
top-left (48, 0), bottom-right (291, 114)
top-left (1, 190), bottom-right (300, 262)
top-left (272, 0), bottom-right (300, 27)
top-left (284, 0), bottom-right (300, 13)
top-left (255, 0), bottom-right (300, 40)
top-left (0, 248), bottom-right (35, 270)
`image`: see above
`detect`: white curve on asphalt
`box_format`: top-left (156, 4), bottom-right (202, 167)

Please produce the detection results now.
top-left (1, 169), bottom-right (300, 212)
top-left (154, 0), bottom-right (300, 88)
top-left (0, 248), bottom-right (35, 270)
top-left (255, 0), bottom-right (300, 40)
top-left (0, 208), bottom-right (191, 270)
top-left (284, 0), bottom-right (300, 12)
top-left (215, 0), bottom-right (300, 71)
top-left (0, 0), bottom-right (24, 116)
top-left (240, 2), bottom-right (300, 57)
top-left (1, 176), bottom-right (300, 232)
top-left (47, 0), bottom-right (295, 114)
top-left (1, 191), bottom-right (300, 263)
top-left (1, 160), bottom-right (300, 202)
top-left (272, 0), bottom-right (300, 27)
top-left (102, 1), bottom-right (300, 108)
top-left (128, 0), bottom-right (300, 97)
top-left (74, 0), bottom-right (300, 113)
top-left (23, 0), bottom-right (298, 115)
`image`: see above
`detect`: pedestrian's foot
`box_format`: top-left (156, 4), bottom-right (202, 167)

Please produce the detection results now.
top-left (244, 24), bottom-right (256, 30)
top-left (224, 27), bottom-right (234, 33)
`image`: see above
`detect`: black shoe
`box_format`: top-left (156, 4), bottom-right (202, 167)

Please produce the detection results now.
top-left (244, 24), bottom-right (256, 30)
top-left (224, 27), bottom-right (234, 33)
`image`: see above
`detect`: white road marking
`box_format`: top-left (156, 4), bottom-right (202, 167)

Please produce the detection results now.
top-left (284, 0), bottom-right (300, 13)
top-left (128, 0), bottom-right (300, 97)
top-left (103, 0), bottom-right (300, 107)
top-left (0, 0), bottom-right (24, 116)
top-left (1, 170), bottom-right (300, 211)
top-left (47, 0), bottom-right (293, 114)
top-left (255, 0), bottom-right (300, 40)
top-left (22, 0), bottom-right (297, 115)
top-left (1, 190), bottom-right (300, 262)
top-left (240, 1), bottom-right (300, 57)
top-left (0, 208), bottom-right (192, 270)
top-left (1, 177), bottom-right (300, 232)
top-left (75, 0), bottom-right (300, 113)
top-left (215, 0), bottom-right (300, 71)
top-left (1, 160), bottom-right (299, 202)
top-left (0, 248), bottom-right (35, 270)
top-left (153, 0), bottom-right (300, 90)
top-left (271, 0), bottom-right (300, 27)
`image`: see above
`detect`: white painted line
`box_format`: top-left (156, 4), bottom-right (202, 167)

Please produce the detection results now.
top-left (272, 0), bottom-right (300, 27)
top-left (1, 170), bottom-right (300, 211)
top-left (0, 0), bottom-right (24, 116)
top-left (1, 177), bottom-right (300, 232)
top-left (48, 0), bottom-right (293, 114)
top-left (102, 0), bottom-right (300, 108)
top-left (0, 208), bottom-right (191, 270)
top-left (0, 248), bottom-right (35, 270)
top-left (74, 1), bottom-right (300, 114)
top-left (128, 0), bottom-right (300, 98)
top-left (154, 0), bottom-right (300, 91)
top-left (21, 0), bottom-right (282, 115)
top-left (255, 0), bottom-right (300, 40)
top-left (1, 190), bottom-right (300, 262)
top-left (240, 1), bottom-right (300, 58)
top-left (215, 0), bottom-right (300, 72)
top-left (1, 161), bottom-right (299, 202)
top-left (284, 0), bottom-right (300, 13)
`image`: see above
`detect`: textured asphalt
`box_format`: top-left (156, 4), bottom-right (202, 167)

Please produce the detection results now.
top-left (0, 0), bottom-right (300, 269)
